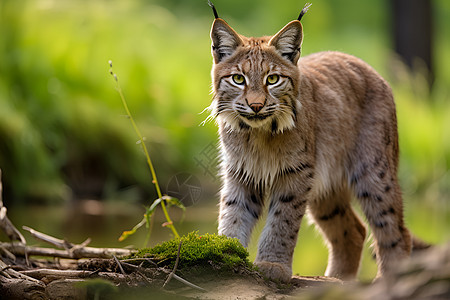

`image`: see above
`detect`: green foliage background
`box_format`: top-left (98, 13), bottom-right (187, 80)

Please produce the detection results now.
top-left (0, 0), bottom-right (449, 281)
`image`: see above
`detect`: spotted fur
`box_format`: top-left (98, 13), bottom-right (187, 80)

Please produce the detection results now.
top-left (209, 16), bottom-right (422, 283)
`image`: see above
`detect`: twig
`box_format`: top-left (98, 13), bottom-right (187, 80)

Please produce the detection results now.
top-left (113, 255), bottom-right (126, 275)
top-left (160, 242), bottom-right (206, 292)
top-left (88, 269), bottom-right (101, 277)
top-left (20, 268), bottom-right (92, 280)
top-left (78, 238), bottom-right (92, 248)
top-left (121, 257), bottom-right (158, 267)
top-left (0, 265), bottom-right (12, 273)
top-left (19, 268), bottom-right (129, 284)
top-left (171, 274), bottom-right (207, 292)
top-left (119, 261), bottom-right (141, 272)
top-left (136, 270), bottom-right (153, 284)
top-left (0, 242), bottom-right (135, 259)
top-left (0, 259), bottom-right (42, 284)
top-left (0, 245), bottom-right (16, 261)
top-left (163, 241), bottom-right (182, 288)
top-left (0, 170), bottom-right (26, 244)
top-left (22, 226), bottom-right (73, 249)
top-left (68, 238), bottom-right (92, 257)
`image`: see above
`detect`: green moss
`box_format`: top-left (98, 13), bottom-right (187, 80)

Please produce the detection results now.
top-left (128, 232), bottom-right (251, 270)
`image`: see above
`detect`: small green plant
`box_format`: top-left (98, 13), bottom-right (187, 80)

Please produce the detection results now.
top-left (129, 232), bottom-right (251, 270)
top-left (109, 61), bottom-right (184, 244)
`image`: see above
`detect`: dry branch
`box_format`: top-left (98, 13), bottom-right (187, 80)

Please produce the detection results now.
top-left (0, 259), bottom-right (42, 284)
top-left (20, 268), bottom-right (130, 284)
top-left (23, 225), bottom-right (74, 249)
top-left (0, 242), bottom-right (134, 259)
top-left (20, 268), bottom-right (94, 280)
top-left (162, 241), bottom-right (207, 292)
top-left (113, 255), bottom-right (126, 275)
top-left (121, 257), bottom-right (158, 267)
top-left (0, 169), bottom-right (26, 244)
top-left (163, 241), bottom-right (182, 288)
top-left (170, 273), bottom-right (208, 292)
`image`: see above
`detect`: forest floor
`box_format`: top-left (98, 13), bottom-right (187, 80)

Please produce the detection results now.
top-left (1, 240), bottom-right (449, 299)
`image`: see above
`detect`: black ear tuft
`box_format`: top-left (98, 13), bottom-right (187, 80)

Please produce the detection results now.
top-left (297, 3), bottom-right (312, 21)
top-left (208, 1), bottom-right (219, 19)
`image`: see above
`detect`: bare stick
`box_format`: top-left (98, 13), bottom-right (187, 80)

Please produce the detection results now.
top-left (3, 227), bottom-right (134, 259)
top-left (0, 245), bottom-right (16, 261)
top-left (0, 259), bottom-right (42, 284)
top-left (171, 274), bottom-right (207, 292)
top-left (163, 241), bottom-right (182, 288)
top-left (0, 170), bottom-right (26, 244)
top-left (20, 268), bottom-right (129, 284)
top-left (23, 226), bottom-right (73, 249)
top-left (68, 238), bottom-right (92, 257)
top-left (20, 268), bottom-right (92, 280)
top-left (136, 270), bottom-right (152, 284)
top-left (160, 242), bottom-right (206, 292)
top-left (0, 242), bottom-right (134, 259)
top-left (119, 261), bottom-right (139, 271)
top-left (113, 255), bottom-right (126, 275)
top-left (121, 257), bottom-right (158, 267)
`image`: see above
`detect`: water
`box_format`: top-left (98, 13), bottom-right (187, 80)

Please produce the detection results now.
top-left (3, 200), bottom-right (219, 249)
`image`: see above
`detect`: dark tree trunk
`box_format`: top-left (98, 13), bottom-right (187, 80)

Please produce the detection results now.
top-left (391, 0), bottom-right (434, 86)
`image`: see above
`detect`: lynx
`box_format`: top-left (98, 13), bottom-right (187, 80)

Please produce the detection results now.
top-left (208, 3), bottom-right (426, 282)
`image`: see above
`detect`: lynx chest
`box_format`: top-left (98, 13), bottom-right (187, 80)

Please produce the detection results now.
top-left (219, 127), bottom-right (308, 187)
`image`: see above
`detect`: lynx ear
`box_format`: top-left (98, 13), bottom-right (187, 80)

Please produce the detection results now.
top-left (211, 19), bottom-right (243, 64)
top-left (268, 21), bottom-right (303, 65)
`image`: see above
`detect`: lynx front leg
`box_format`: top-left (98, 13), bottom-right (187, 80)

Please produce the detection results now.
top-left (255, 190), bottom-right (308, 283)
top-left (218, 177), bottom-right (263, 247)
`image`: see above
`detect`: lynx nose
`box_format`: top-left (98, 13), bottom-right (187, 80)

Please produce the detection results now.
top-left (249, 103), bottom-right (264, 113)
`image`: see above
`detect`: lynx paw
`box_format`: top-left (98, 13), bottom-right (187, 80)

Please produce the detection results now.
top-left (255, 261), bottom-right (291, 283)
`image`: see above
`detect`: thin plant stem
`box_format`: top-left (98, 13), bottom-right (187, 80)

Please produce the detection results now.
top-left (144, 212), bottom-right (155, 247)
top-left (109, 61), bottom-right (179, 239)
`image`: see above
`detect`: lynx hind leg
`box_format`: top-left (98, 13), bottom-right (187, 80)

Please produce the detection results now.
top-left (355, 178), bottom-right (411, 278)
top-left (309, 187), bottom-right (366, 280)
top-left (349, 88), bottom-right (412, 278)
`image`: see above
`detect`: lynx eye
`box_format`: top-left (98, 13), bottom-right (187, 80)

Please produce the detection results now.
top-left (232, 74), bottom-right (245, 85)
top-left (266, 74), bottom-right (280, 85)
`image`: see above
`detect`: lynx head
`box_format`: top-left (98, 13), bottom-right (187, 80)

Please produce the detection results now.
top-left (209, 7), bottom-right (307, 133)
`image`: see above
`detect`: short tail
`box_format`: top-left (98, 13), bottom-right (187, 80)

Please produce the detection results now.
top-left (371, 231), bottom-right (431, 260)
top-left (411, 233), bottom-right (432, 252)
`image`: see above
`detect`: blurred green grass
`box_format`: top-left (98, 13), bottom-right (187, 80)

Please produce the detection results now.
top-left (0, 0), bottom-right (449, 281)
